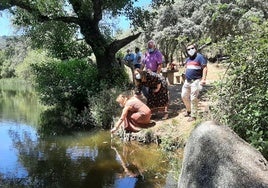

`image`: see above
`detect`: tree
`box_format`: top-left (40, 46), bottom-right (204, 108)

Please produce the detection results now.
top-left (0, 0), bottom-right (171, 82)
top-left (146, 0), bottom-right (267, 61)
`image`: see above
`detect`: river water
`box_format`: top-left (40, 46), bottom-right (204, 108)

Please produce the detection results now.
top-left (0, 88), bottom-right (180, 188)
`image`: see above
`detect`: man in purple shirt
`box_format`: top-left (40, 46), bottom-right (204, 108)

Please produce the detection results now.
top-left (141, 40), bottom-right (163, 73)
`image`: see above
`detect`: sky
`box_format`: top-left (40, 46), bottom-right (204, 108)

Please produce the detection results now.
top-left (0, 0), bottom-right (150, 36)
top-left (0, 10), bottom-right (16, 36)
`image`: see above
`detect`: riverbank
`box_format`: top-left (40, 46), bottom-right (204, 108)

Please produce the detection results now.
top-left (116, 63), bottom-right (227, 150)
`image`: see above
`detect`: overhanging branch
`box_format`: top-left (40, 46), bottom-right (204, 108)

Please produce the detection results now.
top-left (109, 32), bottom-right (142, 54)
top-left (1, 0), bottom-right (79, 24)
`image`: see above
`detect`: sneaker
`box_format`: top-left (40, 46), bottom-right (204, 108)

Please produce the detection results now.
top-left (184, 111), bottom-right (191, 117)
top-left (187, 117), bottom-right (196, 122)
top-left (162, 113), bottom-right (169, 120)
top-left (147, 121), bottom-right (156, 127)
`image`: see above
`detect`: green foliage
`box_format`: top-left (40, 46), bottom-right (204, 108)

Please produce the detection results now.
top-left (38, 105), bottom-right (96, 136)
top-left (31, 59), bottom-right (99, 109)
top-left (89, 87), bottom-right (122, 129)
top-left (29, 21), bottom-right (93, 60)
top-left (211, 21), bottom-right (268, 158)
top-left (31, 58), bottom-right (130, 135)
top-left (144, 0), bottom-right (268, 58)
top-left (0, 78), bottom-right (33, 91)
top-left (1, 59), bottom-right (15, 78)
top-left (15, 49), bottom-right (53, 81)
top-left (0, 36), bottom-right (32, 79)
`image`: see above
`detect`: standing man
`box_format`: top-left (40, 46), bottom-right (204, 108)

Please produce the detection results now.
top-left (181, 43), bottom-right (208, 122)
top-left (133, 47), bottom-right (142, 69)
top-left (124, 49), bottom-right (135, 66)
top-left (124, 49), bottom-right (135, 83)
top-left (141, 40), bottom-right (163, 74)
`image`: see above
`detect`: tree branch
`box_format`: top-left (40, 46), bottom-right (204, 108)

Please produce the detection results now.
top-left (109, 32), bottom-right (142, 54)
top-left (0, 3), bottom-right (12, 11)
top-left (68, 0), bottom-right (82, 16)
top-left (93, 0), bottom-right (103, 22)
top-left (1, 0), bottom-right (79, 24)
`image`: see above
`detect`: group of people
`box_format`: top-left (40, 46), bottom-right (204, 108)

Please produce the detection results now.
top-left (111, 41), bottom-right (208, 134)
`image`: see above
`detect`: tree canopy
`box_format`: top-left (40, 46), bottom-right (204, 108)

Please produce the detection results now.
top-left (0, 0), bottom-right (172, 81)
top-left (144, 0), bottom-right (267, 62)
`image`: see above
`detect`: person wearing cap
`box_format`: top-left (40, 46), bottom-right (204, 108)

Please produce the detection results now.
top-left (141, 40), bottom-right (163, 74)
top-left (181, 43), bottom-right (208, 122)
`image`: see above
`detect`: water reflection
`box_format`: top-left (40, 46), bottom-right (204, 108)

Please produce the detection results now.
top-left (0, 89), bottom-right (43, 126)
top-left (0, 122), bottom-right (36, 179)
top-left (0, 88), bottom-right (179, 188)
top-left (0, 125), bottom-right (171, 188)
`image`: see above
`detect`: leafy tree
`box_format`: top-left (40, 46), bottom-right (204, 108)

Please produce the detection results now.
top-left (31, 58), bottom-right (129, 134)
top-left (154, 6), bottom-right (179, 63)
top-left (15, 49), bottom-right (53, 81)
top-left (0, 0), bottom-right (172, 83)
top-left (146, 0), bottom-right (267, 61)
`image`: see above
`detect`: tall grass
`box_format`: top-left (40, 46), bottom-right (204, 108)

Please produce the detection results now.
top-left (0, 78), bottom-right (33, 91)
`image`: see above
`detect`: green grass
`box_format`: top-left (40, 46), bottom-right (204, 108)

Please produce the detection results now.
top-left (0, 78), bottom-right (33, 91)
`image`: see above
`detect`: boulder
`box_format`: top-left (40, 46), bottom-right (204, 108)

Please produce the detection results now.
top-left (178, 121), bottom-right (268, 188)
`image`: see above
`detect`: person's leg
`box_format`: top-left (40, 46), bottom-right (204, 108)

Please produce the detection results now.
top-left (181, 81), bottom-right (191, 114)
top-left (189, 80), bottom-right (201, 119)
top-left (128, 112), bottom-right (155, 130)
top-left (162, 90), bottom-right (170, 119)
top-left (162, 105), bottom-right (169, 120)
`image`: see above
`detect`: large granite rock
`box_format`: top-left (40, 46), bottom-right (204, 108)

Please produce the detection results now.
top-left (178, 121), bottom-right (268, 188)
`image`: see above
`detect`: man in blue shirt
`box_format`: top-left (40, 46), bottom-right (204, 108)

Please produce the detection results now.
top-left (133, 47), bottom-right (142, 69)
top-left (124, 49), bottom-right (135, 66)
top-left (181, 43), bottom-right (208, 122)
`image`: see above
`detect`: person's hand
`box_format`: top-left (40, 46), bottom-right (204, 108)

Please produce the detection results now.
top-left (111, 127), bottom-right (117, 134)
top-left (200, 79), bottom-right (206, 86)
top-left (153, 88), bottom-right (160, 93)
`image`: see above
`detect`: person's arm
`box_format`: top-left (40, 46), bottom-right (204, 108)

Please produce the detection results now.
top-left (124, 54), bottom-right (128, 61)
top-left (200, 54), bottom-right (208, 85)
top-left (140, 53), bottom-right (147, 71)
top-left (111, 146), bottom-right (128, 172)
top-left (153, 83), bottom-right (161, 93)
top-left (111, 105), bottom-right (131, 133)
top-left (201, 65), bottom-right (208, 85)
top-left (137, 54), bottom-right (142, 64)
top-left (157, 64), bottom-right (162, 74)
top-left (156, 50), bottom-right (163, 74)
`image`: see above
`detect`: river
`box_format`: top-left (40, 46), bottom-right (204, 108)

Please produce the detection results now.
top-left (0, 87), bottom-right (180, 188)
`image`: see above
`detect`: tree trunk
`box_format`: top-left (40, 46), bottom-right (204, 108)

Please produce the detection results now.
top-left (80, 22), bottom-right (141, 81)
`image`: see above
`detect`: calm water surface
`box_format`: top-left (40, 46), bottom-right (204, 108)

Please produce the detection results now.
top-left (0, 89), bottom-right (179, 188)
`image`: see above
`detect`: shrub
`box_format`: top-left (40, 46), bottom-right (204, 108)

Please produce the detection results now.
top-left (211, 22), bottom-right (268, 158)
top-left (31, 59), bottom-right (130, 135)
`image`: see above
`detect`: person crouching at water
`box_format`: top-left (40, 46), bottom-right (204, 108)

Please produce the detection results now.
top-left (111, 92), bottom-right (155, 133)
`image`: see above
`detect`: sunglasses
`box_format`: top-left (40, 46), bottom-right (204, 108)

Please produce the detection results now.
top-left (187, 47), bottom-right (195, 51)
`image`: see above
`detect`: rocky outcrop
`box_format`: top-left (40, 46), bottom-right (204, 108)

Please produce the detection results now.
top-left (178, 121), bottom-right (268, 188)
